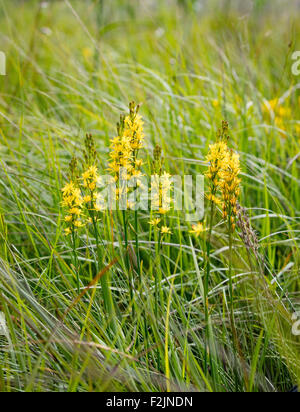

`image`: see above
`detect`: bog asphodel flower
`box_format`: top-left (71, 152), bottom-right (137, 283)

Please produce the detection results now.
top-left (108, 103), bottom-right (146, 213)
top-left (108, 133), bottom-right (133, 179)
top-left (161, 226), bottom-right (172, 235)
top-left (149, 218), bottom-right (161, 227)
top-left (190, 222), bottom-right (206, 237)
top-left (80, 133), bottom-right (105, 217)
top-left (152, 171), bottom-right (173, 215)
top-left (62, 181), bottom-right (84, 235)
top-left (149, 145), bottom-right (173, 236)
top-left (109, 102), bottom-right (145, 184)
top-left (82, 165), bottom-right (101, 192)
top-left (205, 122), bottom-right (241, 233)
top-left (206, 194), bottom-right (222, 205)
top-left (219, 150), bottom-right (241, 231)
top-left (124, 101), bottom-right (145, 152)
top-left (205, 121), bottom-right (230, 204)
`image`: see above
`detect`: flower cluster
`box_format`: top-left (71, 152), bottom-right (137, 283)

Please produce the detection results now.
top-left (219, 150), bottom-right (241, 231)
top-left (62, 181), bottom-right (85, 236)
top-left (108, 102), bottom-right (146, 208)
top-left (125, 101), bottom-right (145, 152)
top-left (109, 131), bottom-right (133, 178)
top-left (81, 165), bottom-right (104, 213)
top-left (149, 145), bottom-right (173, 236)
top-left (109, 102), bottom-right (144, 181)
top-left (205, 121), bottom-right (230, 205)
top-left (82, 165), bottom-right (100, 192)
top-left (62, 134), bottom-right (105, 235)
top-left (82, 133), bottom-right (105, 215)
top-left (151, 172), bottom-right (173, 215)
top-left (205, 121), bottom-right (241, 232)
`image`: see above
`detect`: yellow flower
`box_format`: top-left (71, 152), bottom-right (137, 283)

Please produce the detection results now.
top-left (158, 208), bottom-right (169, 215)
top-left (263, 98), bottom-right (291, 118)
top-left (190, 222), bottom-right (206, 237)
top-left (275, 117), bottom-right (285, 131)
top-left (219, 150), bottom-right (241, 229)
top-left (263, 99), bottom-right (279, 112)
top-left (212, 99), bottom-right (220, 108)
top-left (74, 220), bottom-right (85, 228)
top-left (205, 131), bottom-right (230, 202)
top-left (135, 159), bottom-right (143, 168)
top-left (109, 102), bottom-right (145, 195)
top-left (82, 166), bottom-right (100, 190)
top-left (82, 47), bottom-right (92, 59)
top-left (62, 180), bottom-right (84, 235)
top-left (83, 195), bottom-right (92, 204)
top-left (161, 226), bottom-right (172, 235)
top-left (108, 134), bottom-right (133, 178)
top-left (151, 172), bottom-right (173, 215)
top-left (262, 99), bottom-right (292, 136)
top-left (69, 207), bottom-right (81, 216)
top-left (62, 182), bottom-right (76, 196)
top-left (124, 113), bottom-right (144, 151)
top-left (64, 228), bottom-right (72, 236)
top-left (149, 218), bottom-right (161, 227)
top-left (206, 194), bottom-right (222, 205)
top-left (278, 106), bottom-right (291, 118)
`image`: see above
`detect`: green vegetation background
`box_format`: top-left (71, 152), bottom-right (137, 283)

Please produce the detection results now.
top-left (0, 0), bottom-right (299, 392)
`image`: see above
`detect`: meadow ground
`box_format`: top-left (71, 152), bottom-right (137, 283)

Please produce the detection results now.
top-left (0, 0), bottom-right (299, 392)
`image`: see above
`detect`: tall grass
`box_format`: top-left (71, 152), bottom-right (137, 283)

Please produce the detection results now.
top-left (0, 0), bottom-right (299, 392)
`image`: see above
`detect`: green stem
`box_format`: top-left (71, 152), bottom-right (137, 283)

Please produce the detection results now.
top-left (123, 210), bottom-right (134, 312)
top-left (92, 210), bottom-right (116, 334)
top-left (228, 215), bottom-right (239, 390)
top-left (228, 221), bottom-right (234, 317)
top-left (135, 209), bottom-right (141, 280)
top-left (204, 201), bottom-right (215, 375)
top-left (154, 228), bottom-right (162, 370)
top-left (71, 230), bottom-right (80, 294)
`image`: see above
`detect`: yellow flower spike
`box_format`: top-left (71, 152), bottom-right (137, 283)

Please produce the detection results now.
top-left (220, 149), bottom-right (241, 230)
top-left (205, 125), bottom-right (230, 204)
top-left (108, 102), bottom-right (145, 193)
top-left (62, 178), bottom-right (85, 236)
